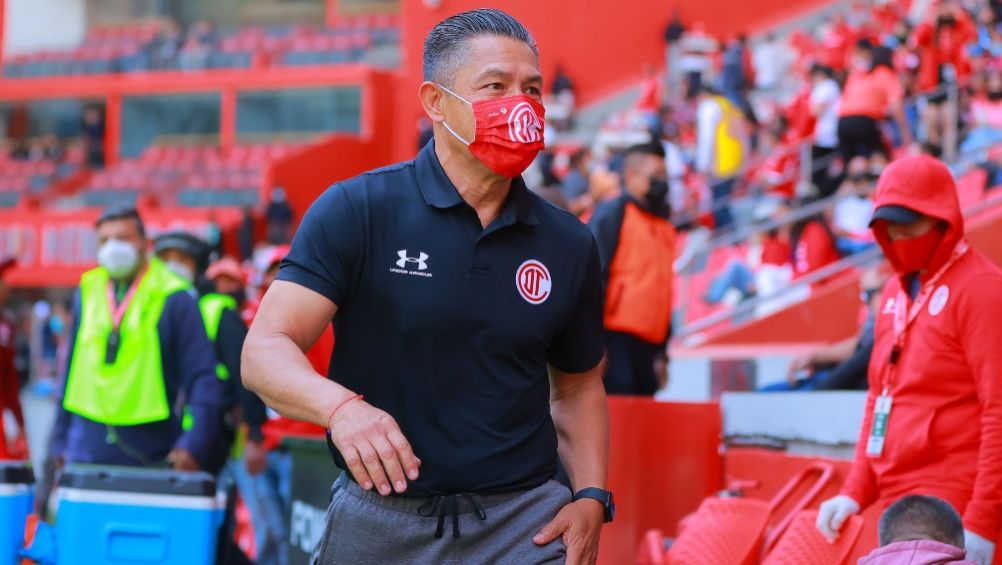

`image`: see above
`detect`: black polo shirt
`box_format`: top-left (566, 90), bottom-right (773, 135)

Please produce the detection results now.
top-left (276, 141), bottom-right (604, 496)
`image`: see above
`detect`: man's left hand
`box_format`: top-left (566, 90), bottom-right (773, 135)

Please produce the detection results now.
top-left (167, 449), bottom-right (199, 472)
top-left (964, 529), bottom-right (995, 565)
top-left (533, 499), bottom-right (604, 565)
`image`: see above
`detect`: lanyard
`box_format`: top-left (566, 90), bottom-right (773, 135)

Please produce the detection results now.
top-left (882, 240), bottom-right (969, 394)
top-left (106, 274), bottom-right (142, 332)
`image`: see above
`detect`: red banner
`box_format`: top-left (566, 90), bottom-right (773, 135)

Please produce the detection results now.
top-left (0, 208), bottom-right (243, 288)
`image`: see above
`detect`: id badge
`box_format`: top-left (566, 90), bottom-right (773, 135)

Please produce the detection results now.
top-left (866, 392), bottom-right (893, 458)
top-left (105, 330), bottom-right (120, 365)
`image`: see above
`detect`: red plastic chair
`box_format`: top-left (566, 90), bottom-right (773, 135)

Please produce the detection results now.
top-left (761, 463), bottom-right (836, 554)
top-left (763, 510), bottom-right (863, 565)
top-left (665, 497), bottom-right (771, 565)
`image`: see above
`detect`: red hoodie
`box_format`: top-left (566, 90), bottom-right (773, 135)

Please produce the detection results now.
top-left (859, 540), bottom-right (976, 565)
top-left (840, 156), bottom-right (1002, 540)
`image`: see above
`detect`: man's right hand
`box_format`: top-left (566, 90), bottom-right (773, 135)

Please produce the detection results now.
top-left (328, 398), bottom-right (421, 496)
top-left (787, 355), bottom-right (814, 384)
top-left (816, 495), bottom-right (860, 543)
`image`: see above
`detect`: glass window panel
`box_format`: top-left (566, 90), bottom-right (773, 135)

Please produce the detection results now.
top-left (120, 92), bottom-right (220, 157)
top-left (235, 86), bottom-right (361, 141)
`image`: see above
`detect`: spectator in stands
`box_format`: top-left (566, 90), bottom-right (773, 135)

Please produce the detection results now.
top-left (679, 22), bottom-right (719, 99)
top-left (589, 143), bottom-right (674, 396)
top-left (548, 64), bottom-right (575, 132)
top-left (837, 41), bottom-right (910, 164)
top-left (81, 105), bottom-right (104, 168)
top-left (265, 186), bottom-right (293, 244)
top-left (635, 64), bottom-right (663, 130)
top-left (768, 267), bottom-right (883, 392)
top-left (817, 156), bottom-right (1002, 565)
top-left (914, 0), bottom-right (976, 151)
top-left (753, 34), bottom-right (788, 93)
top-left (704, 200), bottom-right (793, 307)
top-left (0, 257), bottom-right (26, 460)
top-left (695, 84), bottom-right (748, 230)
top-left (178, 36), bottom-right (211, 71)
top-left (790, 199), bottom-right (841, 283)
top-left (663, 10), bottom-right (686, 94)
top-left (48, 205), bottom-right (225, 472)
top-left (833, 157), bottom-right (878, 255)
top-left (561, 147), bottom-right (592, 208)
top-left (960, 71), bottom-right (1002, 155)
top-left (859, 495), bottom-right (976, 565)
top-left (150, 20), bottom-right (182, 70)
top-left (9, 139), bottom-right (29, 161)
top-left (969, 5), bottom-right (1002, 59)
top-left (755, 117), bottom-right (799, 201)
top-left (721, 38), bottom-right (747, 109)
top-left (660, 118), bottom-right (689, 223)
top-left (809, 64), bottom-right (842, 197)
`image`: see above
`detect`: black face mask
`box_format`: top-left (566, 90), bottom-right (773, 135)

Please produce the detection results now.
top-left (849, 173), bottom-right (870, 183)
top-left (989, 90), bottom-right (1002, 101)
top-left (645, 179), bottom-right (669, 211)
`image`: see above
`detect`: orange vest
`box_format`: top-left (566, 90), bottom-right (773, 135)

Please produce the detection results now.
top-left (604, 201), bottom-right (676, 344)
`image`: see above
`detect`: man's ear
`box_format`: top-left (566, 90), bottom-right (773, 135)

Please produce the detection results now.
top-left (419, 82), bottom-right (446, 123)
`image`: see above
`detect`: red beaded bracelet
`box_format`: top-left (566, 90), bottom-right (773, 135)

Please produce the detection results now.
top-left (326, 394), bottom-right (363, 430)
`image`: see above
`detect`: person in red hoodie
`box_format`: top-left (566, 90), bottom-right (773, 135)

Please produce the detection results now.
top-left (816, 155), bottom-right (1002, 565)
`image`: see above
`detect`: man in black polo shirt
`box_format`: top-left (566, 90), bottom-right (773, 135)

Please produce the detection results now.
top-left (242, 9), bottom-right (611, 565)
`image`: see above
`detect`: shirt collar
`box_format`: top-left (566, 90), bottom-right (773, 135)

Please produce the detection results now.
top-left (414, 140), bottom-right (539, 226)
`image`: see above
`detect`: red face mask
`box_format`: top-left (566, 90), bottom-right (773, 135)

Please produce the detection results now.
top-left (439, 85), bottom-right (545, 178)
top-left (886, 227), bottom-right (943, 275)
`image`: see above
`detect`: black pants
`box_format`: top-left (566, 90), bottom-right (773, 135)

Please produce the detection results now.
top-left (604, 330), bottom-right (662, 396)
top-left (837, 115), bottom-right (884, 163)
top-left (811, 145), bottom-right (840, 198)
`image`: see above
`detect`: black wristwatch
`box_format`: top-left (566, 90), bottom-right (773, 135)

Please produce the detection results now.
top-left (572, 487), bottom-right (616, 523)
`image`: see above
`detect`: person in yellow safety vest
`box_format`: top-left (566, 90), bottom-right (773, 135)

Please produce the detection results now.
top-left (48, 205), bottom-right (225, 472)
top-left (153, 230), bottom-right (253, 476)
top-left (695, 84), bottom-right (748, 230)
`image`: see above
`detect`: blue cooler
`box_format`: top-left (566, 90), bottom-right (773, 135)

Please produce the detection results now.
top-left (0, 462), bottom-right (34, 565)
top-left (56, 466), bottom-right (218, 565)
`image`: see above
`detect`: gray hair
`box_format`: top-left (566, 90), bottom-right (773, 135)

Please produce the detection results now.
top-left (423, 9), bottom-right (538, 86)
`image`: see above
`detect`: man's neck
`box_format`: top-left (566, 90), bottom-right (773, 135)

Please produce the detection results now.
top-left (435, 137), bottom-right (511, 228)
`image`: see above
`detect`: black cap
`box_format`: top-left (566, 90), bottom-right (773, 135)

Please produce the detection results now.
top-left (870, 205), bottom-right (922, 226)
top-left (153, 231), bottom-right (211, 271)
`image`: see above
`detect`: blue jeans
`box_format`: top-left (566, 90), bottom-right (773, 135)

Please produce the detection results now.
top-left (758, 370), bottom-right (830, 392)
top-left (705, 261), bottom-right (755, 304)
top-left (711, 177), bottom-right (736, 230)
top-left (836, 238), bottom-right (877, 256)
top-left (231, 450), bottom-right (292, 565)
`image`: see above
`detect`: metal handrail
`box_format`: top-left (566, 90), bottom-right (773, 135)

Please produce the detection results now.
top-left (675, 182), bottom-right (1002, 342)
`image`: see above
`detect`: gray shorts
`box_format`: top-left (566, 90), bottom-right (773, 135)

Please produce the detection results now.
top-left (311, 474), bottom-right (570, 564)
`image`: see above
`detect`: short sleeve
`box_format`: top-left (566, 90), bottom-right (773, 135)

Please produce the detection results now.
top-left (276, 183), bottom-right (365, 307)
top-left (547, 237), bottom-right (605, 373)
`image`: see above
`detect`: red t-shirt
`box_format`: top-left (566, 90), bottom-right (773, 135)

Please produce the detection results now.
top-left (793, 222), bottom-right (841, 281)
top-left (838, 67), bottom-right (904, 119)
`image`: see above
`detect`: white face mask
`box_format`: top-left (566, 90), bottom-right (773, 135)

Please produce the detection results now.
top-left (97, 239), bottom-right (141, 280)
top-left (164, 260), bottom-right (195, 284)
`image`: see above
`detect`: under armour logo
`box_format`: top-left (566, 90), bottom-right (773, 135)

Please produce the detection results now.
top-left (396, 250), bottom-right (429, 270)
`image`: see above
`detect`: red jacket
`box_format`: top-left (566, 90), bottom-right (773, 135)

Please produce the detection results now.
top-left (913, 12), bottom-right (975, 93)
top-left (840, 156), bottom-right (1002, 540)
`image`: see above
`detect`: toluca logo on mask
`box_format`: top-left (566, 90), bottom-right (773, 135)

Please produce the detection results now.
top-left (97, 239), bottom-right (140, 280)
top-left (438, 84), bottom-right (545, 178)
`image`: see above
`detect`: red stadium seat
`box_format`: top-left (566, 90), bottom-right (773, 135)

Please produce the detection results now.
top-left (762, 511), bottom-right (863, 565)
top-left (664, 497), bottom-right (771, 565)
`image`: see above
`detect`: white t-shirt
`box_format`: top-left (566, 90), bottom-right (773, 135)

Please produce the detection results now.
top-left (810, 78), bottom-right (841, 149)
top-left (834, 195), bottom-right (874, 238)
